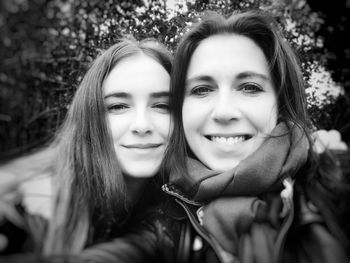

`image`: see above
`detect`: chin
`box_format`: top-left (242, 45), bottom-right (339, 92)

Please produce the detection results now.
top-left (120, 158), bottom-right (162, 178)
top-left (124, 165), bottom-right (160, 179)
top-left (207, 161), bottom-right (240, 172)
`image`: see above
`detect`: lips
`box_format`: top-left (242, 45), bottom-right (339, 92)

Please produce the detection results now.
top-left (123, 143), bottom-right (162, 149)
top-left (205, 134), bottom-right (252, 145)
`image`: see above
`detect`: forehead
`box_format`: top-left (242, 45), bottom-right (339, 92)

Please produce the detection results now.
top-left (103, 54), bottom-right (170, 96)
top-left (187, 34), bottom-right (270, 79)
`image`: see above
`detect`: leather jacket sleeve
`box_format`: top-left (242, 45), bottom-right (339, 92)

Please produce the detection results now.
top-left (78, 207), bottom-right (179, 263)
top-left (0, 207), bottom-right (179, 263)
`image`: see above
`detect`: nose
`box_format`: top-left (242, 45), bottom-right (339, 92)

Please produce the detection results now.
top-left (211, 92), bottom-right (241, 123)
top-left (130, 109), bottom-right (153, 135)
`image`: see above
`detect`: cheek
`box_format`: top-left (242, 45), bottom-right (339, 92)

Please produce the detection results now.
top-left (252, 101), bottom-right (278, 133)
top-left (153, 114), bottom-right (172, 140)
top-left (182, 99), bottom-right (201, 135)
top-left (107, 115), bottom-right (129, 142)
top-left (182, 105), bottom-right (192, 139)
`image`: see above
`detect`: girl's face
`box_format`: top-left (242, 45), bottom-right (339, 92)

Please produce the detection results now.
top-left (183, 34), bottom-right (278, 171)
top-left (104, 54), bottom-right (171, 178)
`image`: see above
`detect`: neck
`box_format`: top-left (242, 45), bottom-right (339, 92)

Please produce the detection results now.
top-left (124, 176), bottom-right (149, 206)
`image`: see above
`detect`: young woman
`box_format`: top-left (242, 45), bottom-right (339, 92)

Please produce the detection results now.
top-left (0, 37), bottom-right (173, 257)
top-left (162, 10), bottom-right (350, 263)
top-left (67, 10), bottom-right (349, 263)
top-left (4, 11), bottom-right (348, 263)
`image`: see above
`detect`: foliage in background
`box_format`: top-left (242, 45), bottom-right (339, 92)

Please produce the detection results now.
top-left (306, 0), bottom-right (350, 139)
top-left (0, 0), bottom-right (349, 159)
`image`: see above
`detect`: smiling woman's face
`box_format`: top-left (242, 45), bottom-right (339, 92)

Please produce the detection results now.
top-left (183, 34), bottom-right (278, 171)
top-left (103, 54), bottom-right (171, 178)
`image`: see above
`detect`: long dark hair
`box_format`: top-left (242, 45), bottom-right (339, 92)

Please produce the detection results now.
top-left (164, 9), bottom-right (350, 246)
top-left (42, 37), bottom-right (172, 254)
top-left (165, 10), bottom-right (313, 180)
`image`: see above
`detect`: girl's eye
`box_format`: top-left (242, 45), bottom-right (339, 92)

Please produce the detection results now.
top-left (107, 104), bottom-right (129, 114)
top-left (190, 86), bottom-right (212, 96)
top-left (153, 103), bottom-right (170, 113)
top-left (240, 83), bottom-right (263, 94)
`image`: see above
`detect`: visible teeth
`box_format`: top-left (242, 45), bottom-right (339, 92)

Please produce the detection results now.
top-left (211, 136), bottom-right (245, 145)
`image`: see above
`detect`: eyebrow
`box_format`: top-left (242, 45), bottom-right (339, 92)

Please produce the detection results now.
top-left (104, 92), bottom-right (130, 99)
top-left (151, 91), bottom-right (170, 98)
top-left (236, 71), bottom-right (270, 81)
top-left (104, 91), bottom-right (169, 99)
top-left (186, 75), bottom-right (214, 85)
top-left (186, 72), bottom-right (270, 84)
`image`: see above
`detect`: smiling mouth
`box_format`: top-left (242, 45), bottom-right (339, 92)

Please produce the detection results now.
top-left (123, 143), bottom-right (162, 149)
top-left (205, 135), bottom-right (252, 145)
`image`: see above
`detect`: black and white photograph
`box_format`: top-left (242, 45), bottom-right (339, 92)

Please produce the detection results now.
top-left (1, 0), bottom-right (349, 262)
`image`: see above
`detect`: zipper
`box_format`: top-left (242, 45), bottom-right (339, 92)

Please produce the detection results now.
top-left (162, 184), bottom-right (203, 206)
top-left (175, 199), bottom-right (238, 263)
top-left (163, 183), bottom-right (237, 263)
top-left (163, 182), bottom-right (295, 263)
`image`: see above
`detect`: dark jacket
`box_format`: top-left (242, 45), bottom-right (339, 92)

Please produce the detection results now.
top-left (159, 151), bottom-right (350, 263)
top-left (0, 190), bottom-right (181, 263)
top-left (162, 184), bottom-right (349, 263)
top-left (1, 152), bottom-right (349, 263)
top-left (60, 150), bottom-right (350, 263)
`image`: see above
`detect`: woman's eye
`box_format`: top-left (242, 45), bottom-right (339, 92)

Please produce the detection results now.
top-left (190, 86), bottom-right (212, 96)
top-left (153, 103), bottom-right (170, 113)
top-left (107, 104), bottom-right (129, 113)
top-left (240, 83), bottom-right (263, 94)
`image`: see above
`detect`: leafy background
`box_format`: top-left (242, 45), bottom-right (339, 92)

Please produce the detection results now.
top-left (0, 0), bottom-right (349, 160)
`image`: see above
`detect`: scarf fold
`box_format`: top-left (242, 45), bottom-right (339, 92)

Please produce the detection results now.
top-left (170, 122), bottom-right (310, 262)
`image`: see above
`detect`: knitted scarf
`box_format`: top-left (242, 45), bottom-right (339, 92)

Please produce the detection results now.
top-left (170, 122), bottom-right (310, 262)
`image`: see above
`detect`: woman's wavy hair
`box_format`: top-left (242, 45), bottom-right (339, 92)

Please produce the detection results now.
top-left (164, 10), bottom-right (314, 180)
top-left (164, 10), bottom-right (350, 246)
top-left (42, 37), bottom-right (172, 254)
